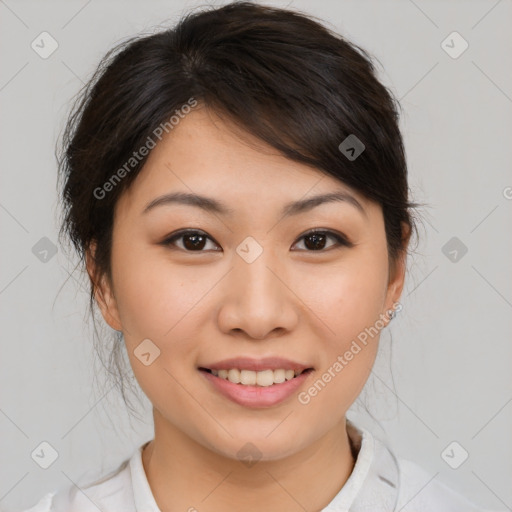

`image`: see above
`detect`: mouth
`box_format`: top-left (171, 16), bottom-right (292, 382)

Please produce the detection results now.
top-left (198, 365), bottom-right (315, 408)
top-left (197, 356), bottom-right (315, 407)
top-left (198, 367), bottom-right (314, 387)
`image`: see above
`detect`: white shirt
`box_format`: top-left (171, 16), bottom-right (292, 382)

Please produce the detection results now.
top-left (22, 421), bottom-right (503, 512)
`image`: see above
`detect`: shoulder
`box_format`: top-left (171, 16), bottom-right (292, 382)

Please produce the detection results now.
top-left (20, 457), bottom-right (135, 512)
top-left (395, 456), bottom-right (503, 512)
top-left (20, 492), bottom-right (54, 512)
top-left (346, 420), bottom-right (505, 512)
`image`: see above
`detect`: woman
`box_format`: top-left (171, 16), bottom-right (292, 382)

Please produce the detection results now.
top-left (23, 2), bottom-right (503, 511)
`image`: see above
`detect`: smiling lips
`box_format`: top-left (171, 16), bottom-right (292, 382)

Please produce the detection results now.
top-left (198, 356), bottom-right (314, 407)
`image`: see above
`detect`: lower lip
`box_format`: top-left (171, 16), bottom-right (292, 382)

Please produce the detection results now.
top-left (199, 369), bottom-right (313, 408)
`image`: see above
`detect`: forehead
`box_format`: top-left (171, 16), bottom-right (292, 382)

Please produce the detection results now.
top-left (115, 106), bottom-right (375, 219)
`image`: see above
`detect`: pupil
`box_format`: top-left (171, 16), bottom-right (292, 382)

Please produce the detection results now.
top-left (305, 233), bottom-right (325, 250)
top-left (184, 234), bottom-right (205, 250)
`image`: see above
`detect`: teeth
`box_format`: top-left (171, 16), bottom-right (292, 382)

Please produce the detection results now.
top-left (273, 369), bottom-right (286, 383)
top-left (240, 369), bottom-right (257, 385)
top-left (209, 368), bottom-right (305, 386)
top-left (228, 368), bottom-right (240, 383)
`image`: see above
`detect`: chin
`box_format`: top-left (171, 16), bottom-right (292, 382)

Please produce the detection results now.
top-left (206, 427), bottom-right (308, 463)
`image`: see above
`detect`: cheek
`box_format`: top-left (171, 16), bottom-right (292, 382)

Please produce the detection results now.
top-left (299, 248), bottom-right (389, 339)
top-left (110, 239), bottom-right (209, 342)
top-left (294, 247), bottom-right (388, 405)
top-left (110, 242), bottom-right (208, 402)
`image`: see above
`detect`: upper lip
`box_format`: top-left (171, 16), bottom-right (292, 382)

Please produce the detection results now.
top-left (200, 357), bottom-right (313, 372)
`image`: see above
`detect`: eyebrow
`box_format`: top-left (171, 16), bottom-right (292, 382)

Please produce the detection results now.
top-left (142, 190), bottom-right (366, 218)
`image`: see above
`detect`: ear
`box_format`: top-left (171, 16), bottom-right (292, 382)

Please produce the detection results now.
top-left (384, 222), bottom-right (411, 316)
top-left (85, 241), bottom-right (123, 332)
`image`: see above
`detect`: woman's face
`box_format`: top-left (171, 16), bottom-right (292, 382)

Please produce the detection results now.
top-left (91, 106), bottom-right (406, 461)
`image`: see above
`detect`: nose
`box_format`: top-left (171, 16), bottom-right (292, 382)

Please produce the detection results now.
top-left (216, 246), bottom-right (299, 340)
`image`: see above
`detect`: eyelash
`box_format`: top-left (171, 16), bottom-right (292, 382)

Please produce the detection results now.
top-left (161, 228), bottom-right (353, 252)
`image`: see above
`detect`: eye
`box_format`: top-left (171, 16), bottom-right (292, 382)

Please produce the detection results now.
top-left (162, 229), bottom-right (221, 252)
top-left (292, 229), bottom-right (352, 252)
top-left (161, 228), bottom-right (352, 253)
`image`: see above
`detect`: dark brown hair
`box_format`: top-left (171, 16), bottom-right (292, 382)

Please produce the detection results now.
top-left (57, 1), bottom-right (420, 419)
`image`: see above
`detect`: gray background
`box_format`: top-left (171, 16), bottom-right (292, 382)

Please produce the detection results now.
top-left (1, 0), bottom-right (511, 510)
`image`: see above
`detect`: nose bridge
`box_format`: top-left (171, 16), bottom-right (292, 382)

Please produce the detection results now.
top-left (217, 235), bottom-right (297, 339)
top-left (233, 237), bottom-right (282, 305)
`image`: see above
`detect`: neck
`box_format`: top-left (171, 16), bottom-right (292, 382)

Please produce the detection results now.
top-left (142, 410), bottom-right (357, 512)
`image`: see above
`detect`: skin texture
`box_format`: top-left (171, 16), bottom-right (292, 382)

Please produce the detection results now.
top-left (87, 106), bottom-right (408, 512)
